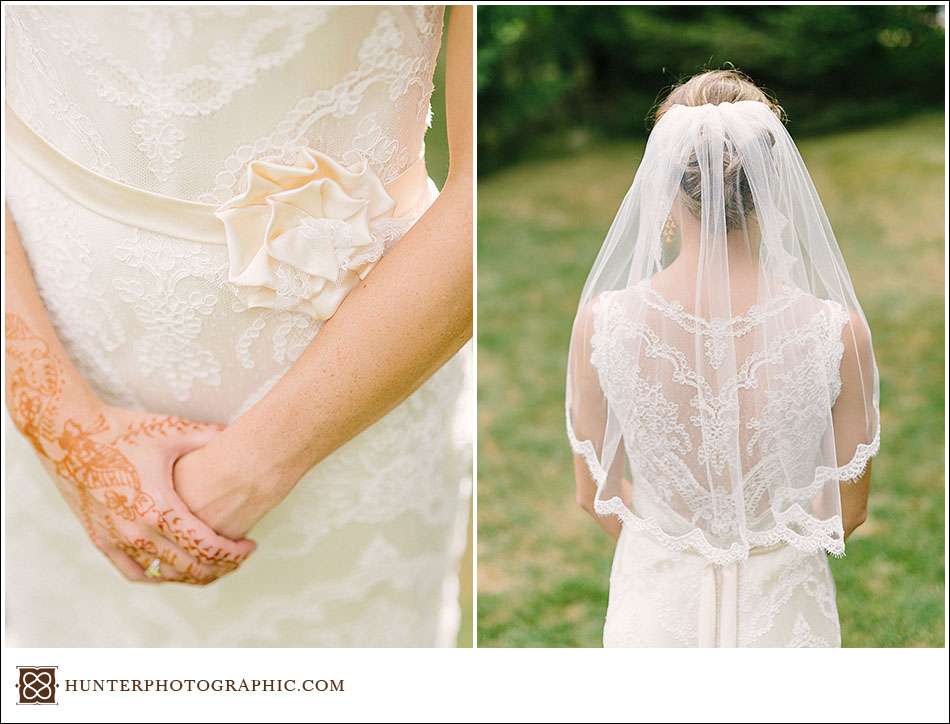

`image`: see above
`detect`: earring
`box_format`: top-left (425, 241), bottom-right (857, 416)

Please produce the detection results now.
top-left (662, 216), bottom-right (676, 245)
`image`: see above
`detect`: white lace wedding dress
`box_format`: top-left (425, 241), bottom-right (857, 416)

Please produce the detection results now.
top-left (4, 5), bottom-right (471, 647)
top-left (596, 287), bottom-right (845, 648)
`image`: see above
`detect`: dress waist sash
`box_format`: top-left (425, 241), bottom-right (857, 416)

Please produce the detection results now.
top-left (5, 106), bottom-right (430, 245)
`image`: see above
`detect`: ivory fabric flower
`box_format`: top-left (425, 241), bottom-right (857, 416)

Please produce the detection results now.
top-left (215, 150), bottom-right (397, 319)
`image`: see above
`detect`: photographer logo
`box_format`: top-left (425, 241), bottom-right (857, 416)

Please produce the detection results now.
top-left (16, 666), bottom-right (58, 705)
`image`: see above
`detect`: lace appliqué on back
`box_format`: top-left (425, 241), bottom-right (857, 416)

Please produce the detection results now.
top-left (575, 286), bottom-right (877, 565)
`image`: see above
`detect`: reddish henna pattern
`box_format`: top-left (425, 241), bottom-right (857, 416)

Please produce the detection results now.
top-left (5, 313), bottom-right (63, 455)
top-left (5, 313), bottom-right (249, 583)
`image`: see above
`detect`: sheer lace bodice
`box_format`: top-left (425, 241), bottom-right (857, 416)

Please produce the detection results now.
top-left (5, 5), bottom-right (470, 648)
top-left (586, 283), bottom-right (862, 564)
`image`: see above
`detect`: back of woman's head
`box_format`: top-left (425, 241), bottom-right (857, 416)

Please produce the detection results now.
top-left (654, 69), bottom-right (783, 124)
top-left (654, 70), bottom-right (785, 230)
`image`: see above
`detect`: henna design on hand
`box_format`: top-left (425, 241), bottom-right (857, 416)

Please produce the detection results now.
top-left (5, 313), bottom-right (252, 583)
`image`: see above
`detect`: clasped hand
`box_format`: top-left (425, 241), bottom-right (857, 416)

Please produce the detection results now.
top-left (7, 311), bottom-right (280, 585)
top-left (26, 404), bottom-right (257, 584)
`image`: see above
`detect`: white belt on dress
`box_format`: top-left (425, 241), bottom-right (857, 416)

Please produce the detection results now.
top-left (5, 106), bottom-right (430, 244)
top-left (6, 105), bottom-right (434, 320)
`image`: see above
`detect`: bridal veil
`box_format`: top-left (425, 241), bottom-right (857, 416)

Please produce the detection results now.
top-left (567, 99), bottom-right (880, 564)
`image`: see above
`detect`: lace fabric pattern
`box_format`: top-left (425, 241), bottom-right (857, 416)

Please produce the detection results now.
top-left (4, 6), bottom-right (471, 648)
top-left (6, 6), bottom-right (443, 201)
top-left (572, 284), bottom-right (878, 566)
top-left (604, 524), bottom-right (840, 647)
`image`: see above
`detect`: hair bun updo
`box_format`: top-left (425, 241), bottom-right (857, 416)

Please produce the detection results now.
top-left (655, 70), bottom-right (784, 231)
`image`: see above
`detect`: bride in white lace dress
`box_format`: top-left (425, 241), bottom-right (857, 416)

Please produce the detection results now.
top-left (568, 71), bottom-right (879, 647)
top-left (4, 5), bottom-right (473, 647)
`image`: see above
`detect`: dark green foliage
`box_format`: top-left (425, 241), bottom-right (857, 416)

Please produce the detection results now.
top-left (478, 5), bottom-right (945, 174)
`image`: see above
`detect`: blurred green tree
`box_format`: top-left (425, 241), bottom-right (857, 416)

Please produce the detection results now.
top-left (478, 5), bottom-right (945, 174)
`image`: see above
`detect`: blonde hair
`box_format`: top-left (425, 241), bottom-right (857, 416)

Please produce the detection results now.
top-left (654, 69), bottom-right (784, 124)
top-left (654, 70), bottom-right (784, 230)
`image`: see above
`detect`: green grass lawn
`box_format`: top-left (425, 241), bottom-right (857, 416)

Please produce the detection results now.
top-left (476, 113), bottom-right (946, 647)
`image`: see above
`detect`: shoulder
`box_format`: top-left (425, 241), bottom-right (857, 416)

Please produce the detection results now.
top-left (813, 296), bottom-right (870, 349)
top-left (782, 289), bottom-right (855, 335)
top-left (838, 307), bottom-right (874, 371)
top-left (575, 288), bottom-right (627, 326)
top-left (801, 295), bottom-right (874, 376)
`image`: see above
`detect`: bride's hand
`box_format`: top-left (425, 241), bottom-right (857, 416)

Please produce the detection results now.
top-left (36, 405), bottom-right (257, 584)
top-left (5, 308), bottom-right (256, 584)
top-left (172, 437), bottom-right (288, 540)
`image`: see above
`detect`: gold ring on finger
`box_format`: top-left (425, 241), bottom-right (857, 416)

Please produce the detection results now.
top-left (144, 558), bottom-right (162, 579)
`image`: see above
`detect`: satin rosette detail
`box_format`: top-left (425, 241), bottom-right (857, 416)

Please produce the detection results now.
top-left (215, 150), bottom-right (398, 319)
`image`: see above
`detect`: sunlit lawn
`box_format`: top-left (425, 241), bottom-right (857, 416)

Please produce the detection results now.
top-left (476, 113), bottom-right (946, 647)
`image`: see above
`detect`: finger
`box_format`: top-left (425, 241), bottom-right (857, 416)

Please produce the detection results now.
top-left (127, 423), bottom-right (256, 573)
top-left (102, 532), bottom-right (181, 583)
top-left (174, 423), bottom-right (222, 451)
top-left (115, 501), bottom-right (243, 585)
top-left (167, 504), bottom-right (257, 566)
top-left (157, 431), bottom-right (258, 568)
top-left (160, 419), bottom-right (224, 458)
top-left (134, 532), bottom-right (227, 586)
top-left (87, 518), bottom-right (153, 583)
top-left (150, 488), bottom-right (257, 569)
top-left (107, 529), bottom-right (217, 585)
top-left (96, 542), bottom-right (152, 583)
top-left (119, 415), bottom-right (222, 462)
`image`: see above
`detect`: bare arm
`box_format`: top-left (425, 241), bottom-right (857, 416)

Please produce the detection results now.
top-left (175, 7), bottom-right (474, 537)
top-left (840, 464), bottom-right (871, 539)
top-left (574, 458), bottom-right (623, 540)
top-left (834, 310), bottom-right (876, 540)
top-left (5, 213), bottom-right (100, 413)
top-left (569, 299), bottom-right (624, 541)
